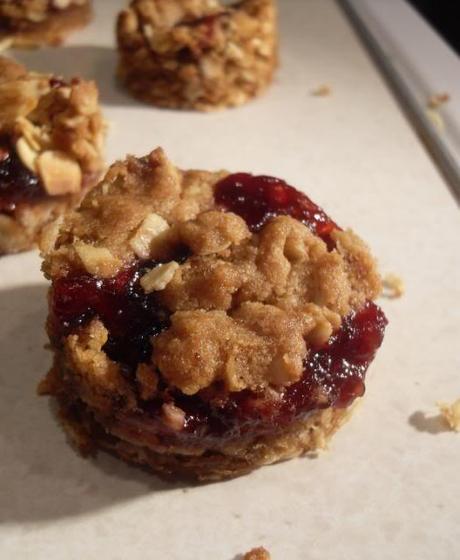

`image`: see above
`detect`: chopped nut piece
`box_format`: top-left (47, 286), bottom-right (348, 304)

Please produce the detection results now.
top-left (129, 212), bottom-right (170, 258)
top-left (75, 242), bottom-right (121, 278)
top-left (312, 84), bottom-right (332, 97)
top-left (15, 136), bottom-right (38, 172)
top-left (382, 273), bottom-right (405, 299)
top-left (437, 399), bottom-right (460, 432)
top-left (136, 364), bottom-right (159, 400)
top-left (140, 261), bottom-right (180, 293)
top-left (36, 150), bottom-right (82, 196)
top-left (161, 403), bottom-right (186, 431)
top-left (427, 92), bottom-right (450, 109)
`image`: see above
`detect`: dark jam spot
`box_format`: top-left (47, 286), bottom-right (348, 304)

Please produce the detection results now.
top-left (214, 173), bottom-right (338, 243)
top-left (0, 139), bottom-right (45, 213)
top-left (51, 262), bottom-right (170, 368)
top-left (142, 302), bottom-right (387, 441)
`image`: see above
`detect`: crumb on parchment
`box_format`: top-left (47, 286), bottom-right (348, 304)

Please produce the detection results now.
top-left (437, 399), bottom-right (460, 432)
top-left (312, 84), bottom-right (332, 97)
top-left (427, 92), bottom-right (450, 109)
top-left (243, 547), bottom-right (271, 560)
top-left (382, 273), bottom-right (405, 299)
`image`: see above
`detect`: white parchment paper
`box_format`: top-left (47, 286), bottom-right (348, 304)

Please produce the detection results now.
top-left (1, 1), bottom-right (459, 558)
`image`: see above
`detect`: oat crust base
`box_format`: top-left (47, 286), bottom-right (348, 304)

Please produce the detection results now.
top-left (56, 393), bottom-right (353, 481)
top-left (0, 3), bottom-right (92, 48)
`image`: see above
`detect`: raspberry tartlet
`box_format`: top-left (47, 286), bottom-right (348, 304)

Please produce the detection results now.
top-left (116, 0), bottom-right (278, 110)
top-left (0, 0), bottom-right (91, 48)
top-left (40, 148), bottom-right (387, 481)
top-left (0, 57), bottom-right (105, 255)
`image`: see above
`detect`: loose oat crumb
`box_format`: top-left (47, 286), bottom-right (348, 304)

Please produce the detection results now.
top-left (427, 92), bottom-right (450, 109)
top-left (243, 547), bottom-right (271, 560)
top-left (312, 84), bottom-right (332, 97)
top-left (382, 273), bottom-right (405, 299)
top-left (437, 399), bottom-right (460, 432)
top-left (426, 108), bottom-right (445, 132)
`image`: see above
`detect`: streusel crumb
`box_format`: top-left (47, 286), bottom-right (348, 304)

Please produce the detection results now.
top-left (116, 0), bottom-right (278, 110)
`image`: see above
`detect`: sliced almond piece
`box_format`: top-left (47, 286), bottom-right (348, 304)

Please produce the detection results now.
top-left (129, 212), bottom-right (170, 259)
top-left (15, 137), bottom-right (38, 172)
top-left (75, 242), bottom-right (121, 278)
top-left (140, 261), bottom-right (179, 293)
top-left (36, 151), bottom-right (82, 196)
top-left (15, 117), bottom-right (45, 151)
top-left (161, 403), bottom-right (185, 432)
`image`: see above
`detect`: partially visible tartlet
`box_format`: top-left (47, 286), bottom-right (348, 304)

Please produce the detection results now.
top-left (0, 0), bottom-right (92, 48)
top-left (116, 0), bottom-right (278, 110)
top-left (0, 57), bottom-right (105, 255)
top-left (40, 148), bottom-right (387, 481)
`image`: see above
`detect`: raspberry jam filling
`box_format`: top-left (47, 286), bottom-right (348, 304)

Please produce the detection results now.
top-left (51, 261), bottom-right (170, 367)
top-left (50, 173), bottom-right (386, 442)
top-left (0, 139), bottom-right (45, 213)
top-left (215, 173), bottom-right (338, 242)
top-left (138, 300), bottom-right (387, 442)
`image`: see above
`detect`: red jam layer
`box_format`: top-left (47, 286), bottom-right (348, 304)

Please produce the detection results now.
top-left (137, 300), bottom-right (387, 443)
top-left (0, 139), bottom-right (45, 213)
top-left (215, 173), bottom-right (338, 242)
top-left (50, 172), bottom-right (387, 442)
top-left (51, 261), bottom-right (171, 367)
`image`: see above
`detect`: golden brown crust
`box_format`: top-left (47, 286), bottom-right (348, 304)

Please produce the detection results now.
top-left (116, 0), bottom-right (278, 110)
top-left (0, 56), bottom-right (105, 255)
top-left (0, 1), bottom-right (92, 48)
top-left (51, 384), bottom-right (353, 481)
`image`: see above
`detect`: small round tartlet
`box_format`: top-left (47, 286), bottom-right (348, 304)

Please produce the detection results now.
top-left (116, 0), bottom-right (278, 110)
top-left (0, 0), bottom-right (92, 48)
top-left (40, 148), bottom-right (387, 481)
top-left (0, 57), bottom-right (105, 255)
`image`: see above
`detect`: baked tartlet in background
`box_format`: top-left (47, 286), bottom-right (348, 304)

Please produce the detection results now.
top-left (116, 0), bottom-right (278, 110)
top-left (0, 0), bottom-right (92, 48)
top-left (39, 147), bottom-right (387, 481)
top-left (0, 57), bottom-right (105, 255)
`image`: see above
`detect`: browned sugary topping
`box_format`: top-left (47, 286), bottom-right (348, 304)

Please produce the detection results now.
top-left (43, 148), bottom-right (381, 399)
top-left (116, 0), bottom-right (278, 110)
top-left (243, 547), bottom-right (271, 560)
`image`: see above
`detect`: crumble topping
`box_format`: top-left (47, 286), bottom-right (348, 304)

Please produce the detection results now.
top-left (116, 0), bottom-right (278, 110)
top-left (0, 56), bottom-right (104, 191)
top-left (43, 148), bottom-right (381, 398)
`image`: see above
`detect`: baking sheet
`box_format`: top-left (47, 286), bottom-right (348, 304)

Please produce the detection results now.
top-left (1, 1), bottom-right (459, 558)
